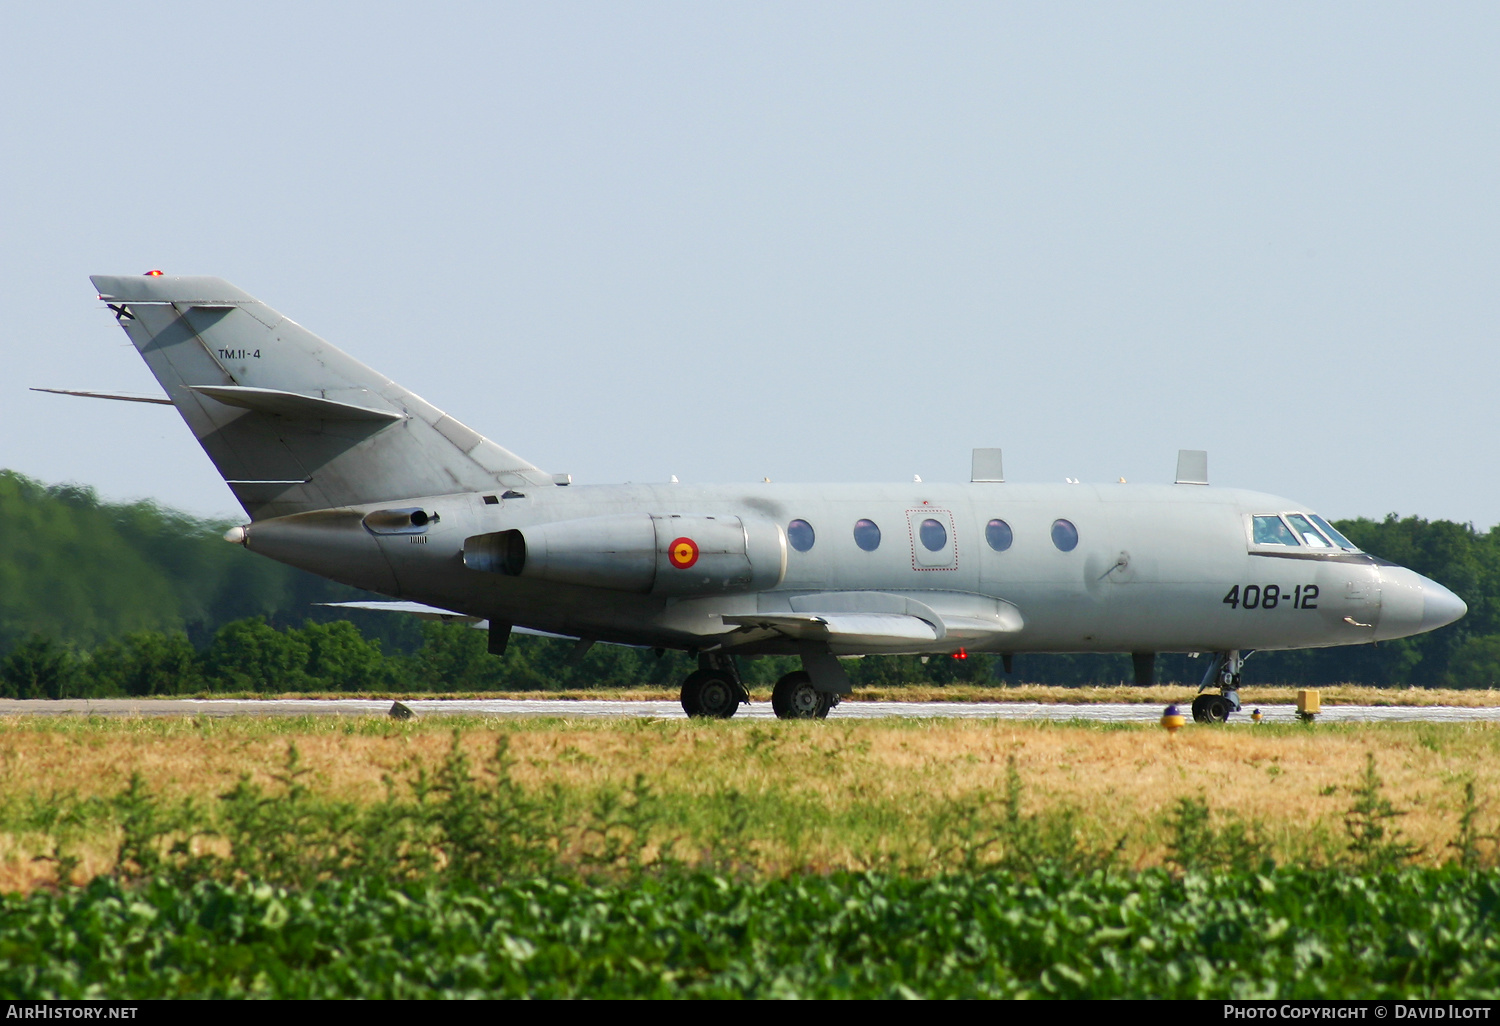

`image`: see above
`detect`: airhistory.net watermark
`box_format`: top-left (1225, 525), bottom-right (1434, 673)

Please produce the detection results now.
top-left (5, 1009), bottom-right (137, 1019)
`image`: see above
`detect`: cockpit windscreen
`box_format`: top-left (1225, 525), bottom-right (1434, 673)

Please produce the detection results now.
top-left (1285, 514), bottom-right (1334, 548)
top-left (1308, 514), bottom-right (1360, 551)
top-left (1253, 515), bottom-right (1300, 546)
top-left (1251, 512), bottom-right (1362, 552)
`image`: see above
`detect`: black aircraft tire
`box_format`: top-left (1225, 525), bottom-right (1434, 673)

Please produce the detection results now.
top-left (1191, 694), bottom-right (1211, 723)
top-left (681, 669), bottom-right (738, 719)
top-left (1191, 693), bottom-right (1231, 724)
top-left (772, 671), bottom-right (828, 720)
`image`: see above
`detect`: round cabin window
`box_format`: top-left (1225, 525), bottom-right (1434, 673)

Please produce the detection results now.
top-left (985, 519), bottom-right (1013, 552)
top-left (1051, 519), bottom-right (1079, 552)
top-left (853, 519), bottom-right (881, 552)
top-left (919, 518), bottom-right (948, 552)
top-left (787, 519), bottom-right (816, 552)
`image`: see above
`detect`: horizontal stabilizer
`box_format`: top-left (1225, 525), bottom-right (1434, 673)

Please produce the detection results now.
top-left (191, 385), bottom-right (405, 422)
top-left (31, 387), bottom-right (173, 406)
top-left (93, 275), bottom-right (256, 305)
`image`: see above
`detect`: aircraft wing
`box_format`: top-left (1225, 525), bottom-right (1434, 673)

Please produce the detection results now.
top-left (938, 614), bottom-right (1025, 641)
top-left (721, 612), bottom-right (942, 645)
top-left (320, 599), bottom-right (483, 622)
top-left (317, 600), bottom-right (576, 639)
top-left (723, 591), bottom-right (1023, 650)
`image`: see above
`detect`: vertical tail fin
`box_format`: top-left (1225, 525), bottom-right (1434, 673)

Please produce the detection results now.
top-left (91, 274), bottom-right (551, 520)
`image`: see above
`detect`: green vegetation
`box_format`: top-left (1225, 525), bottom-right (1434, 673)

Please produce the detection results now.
top-left (0, 721), bottom-right (1497, 998)
top-left (5, 468), bottom-right (1500, 688)
top-left (5, 869), bottom-right (1499, 999)
top-left (0, 471), bottom-right (376, 651)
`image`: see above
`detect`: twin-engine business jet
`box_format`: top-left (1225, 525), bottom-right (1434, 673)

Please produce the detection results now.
top-left (75, 274), bottom-right (1467, 721)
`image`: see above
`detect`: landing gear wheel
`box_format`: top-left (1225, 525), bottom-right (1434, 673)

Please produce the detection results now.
top-left (772, 671), bottom-right (833, 720)
top-left (1191, 693), bottom-right (1232, 724)
top-left (680, 669), bottom-right (739, 719)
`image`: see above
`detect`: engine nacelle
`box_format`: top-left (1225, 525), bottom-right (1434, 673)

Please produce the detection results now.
top-left (464, 513), bottom-right (786, 596)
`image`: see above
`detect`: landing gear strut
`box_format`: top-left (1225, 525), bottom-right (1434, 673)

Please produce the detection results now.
top-left (1192, 650), bottom-right (1247, 724)
top-left (679, 652), bottom-right (748, 719)
top-left (771, 670), bottom-right (837, 720)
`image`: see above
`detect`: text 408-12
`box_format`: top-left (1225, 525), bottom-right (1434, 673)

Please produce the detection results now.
top-left (1223, 584), bottom-right (1318, 610)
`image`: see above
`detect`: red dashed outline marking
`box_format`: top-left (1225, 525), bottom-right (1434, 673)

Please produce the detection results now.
top-left (906, 508), bottom-right (959, 572)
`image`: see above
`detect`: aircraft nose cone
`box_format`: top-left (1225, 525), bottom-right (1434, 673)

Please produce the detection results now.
top-left (1375, 565), bottom-right (1466, 640)
top-left (1421, 579), bottom-right (1467, 632)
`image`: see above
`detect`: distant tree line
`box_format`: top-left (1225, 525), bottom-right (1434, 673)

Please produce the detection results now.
top-left (2, 469), bottom-right (1498, 692)
top-left (0, 471), bottom-right (416, 651)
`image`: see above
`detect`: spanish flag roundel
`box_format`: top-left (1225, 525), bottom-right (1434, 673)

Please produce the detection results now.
top-left (668, 537), bottom-right (699, 569)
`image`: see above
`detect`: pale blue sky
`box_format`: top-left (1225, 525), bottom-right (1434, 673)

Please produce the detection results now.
top-left (5, 3), bottom-right (1497, 526)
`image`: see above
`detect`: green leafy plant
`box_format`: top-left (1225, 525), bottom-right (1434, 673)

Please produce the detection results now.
top-left (576, 773), bottom-right (674, 874)
top-left (1343, 753), bottom-right (1422, 869)
top-left (424, 732), bottom-right (551, 882)
top-left (1449, 779), bottom-right (1497, 870)
top-left (929, 756), bottom-right (1122, 874)
top-left (1165, 795), bottom-right (1270, 873)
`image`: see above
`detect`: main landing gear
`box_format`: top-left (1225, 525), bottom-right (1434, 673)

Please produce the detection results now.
top-left (1192, 650), bottom-right (1247, 724)
top-left (771, 670), bottom-right (838, 720)
top-left (679, 652), bottom-right (749, 719)
top-left (680, 648), bottom-right (847, 721)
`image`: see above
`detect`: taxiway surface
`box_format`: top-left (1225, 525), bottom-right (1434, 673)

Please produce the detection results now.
top-left (0, 698), bottom-right (1494, 724)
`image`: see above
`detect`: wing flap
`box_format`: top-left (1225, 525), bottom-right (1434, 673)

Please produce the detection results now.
top-left (722, 611), bottom-right (942, 644)
top-left (729, 591), bottom-right (1024, 651)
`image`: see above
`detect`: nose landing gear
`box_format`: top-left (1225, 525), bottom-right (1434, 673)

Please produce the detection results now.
top-left (1192, 650), bottom-right (1247, 724)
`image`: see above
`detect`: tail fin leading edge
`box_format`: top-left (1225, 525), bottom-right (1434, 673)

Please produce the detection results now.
top-left (90, 274), bottom-right (550, 520)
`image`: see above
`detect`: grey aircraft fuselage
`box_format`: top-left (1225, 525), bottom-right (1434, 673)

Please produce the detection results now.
top-left (77, 273), bottom-right (1467, 719)
top-left (244, 476), bottom-right (1455, 658)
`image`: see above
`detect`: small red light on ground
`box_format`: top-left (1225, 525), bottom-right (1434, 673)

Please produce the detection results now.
top-left (144, 269), bottom-right (164, 276)
top-left (952, 648), bottom-right (968, 660)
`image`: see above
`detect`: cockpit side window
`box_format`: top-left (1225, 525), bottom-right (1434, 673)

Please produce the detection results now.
top-left (1252, 515), bottom-right (1300, 546)
top-left (1308, 514), bottom-right (1360, 551)
top-left (1285, 514), bottom-right (1333, 548)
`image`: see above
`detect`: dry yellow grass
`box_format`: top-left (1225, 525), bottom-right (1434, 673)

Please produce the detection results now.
top-left (0, 715), bottom-right (1494, 888)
